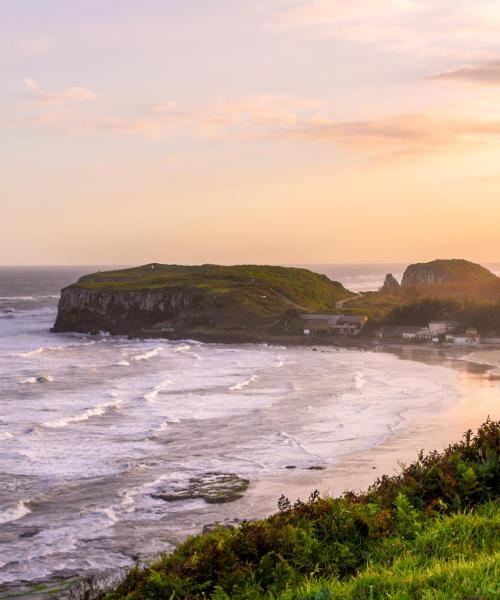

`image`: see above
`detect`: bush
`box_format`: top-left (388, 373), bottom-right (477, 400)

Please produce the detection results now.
top-left (59, 421), bottom-right (499, 600)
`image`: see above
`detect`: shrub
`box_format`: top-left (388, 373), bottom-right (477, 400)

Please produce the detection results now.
top-left (59, 421), bottom-right (499, 600)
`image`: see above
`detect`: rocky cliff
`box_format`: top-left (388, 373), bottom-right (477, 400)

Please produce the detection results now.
top-left (380, 273), bottom-right (400, 294)
top-left (52, 263), bottom-right (351, 340)
top-left (401, 259), bottom-right (498, 288)
top-left (52, 286), bottom-right (206, 335)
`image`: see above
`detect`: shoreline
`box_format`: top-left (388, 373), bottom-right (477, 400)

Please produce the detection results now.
top-left (459, 349), bottom-right (500, 378)
top-left (6, 344), bottom-right (500, 599)
top-left (242, 344), bottom-right (499, 520)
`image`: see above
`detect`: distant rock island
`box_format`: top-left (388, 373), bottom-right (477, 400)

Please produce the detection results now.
top-left (52, 264), bottom-right (350, 341)
top-left (380, 259), bottom-right (498, 297)
top-left (52, 259), bottom-right (500, 342)
top-left (401, 259), bottom-right (498, 288)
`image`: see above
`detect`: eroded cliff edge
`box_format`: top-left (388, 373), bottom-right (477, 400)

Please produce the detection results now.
top-left (52, 264), bottom-right (351, 340)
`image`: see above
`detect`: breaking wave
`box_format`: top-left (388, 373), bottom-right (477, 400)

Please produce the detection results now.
top-left (230, 375), bottom-right (257, 391)
top-left (0, 295), bottom-right (59, 301)
top-left (132, 347), bottom-right (163, 362)
top-left (144, 379), bottom-right (172, 404)
top-left (0, 501), bottom-right (31, 525)
top-left (18, 346), bottom-right (65, 358)
top-left (40, 400), bottom-right (122, 429)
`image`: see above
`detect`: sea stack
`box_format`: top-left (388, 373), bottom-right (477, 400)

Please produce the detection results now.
top-left (381, 273), bottom-right (400, 294)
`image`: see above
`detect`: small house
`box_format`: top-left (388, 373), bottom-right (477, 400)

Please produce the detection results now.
top-left (446, 328), bottom-right (481, 345)
top-left (300, 314), bottom-right (368, 336)
top-left (429, 321), bottom-right (458, 336)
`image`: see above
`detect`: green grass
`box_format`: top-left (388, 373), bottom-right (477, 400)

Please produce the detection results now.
top-left (68, 264), bottom-right (351, 320)
top-left (91, 420), bottom-right (499, 600)
top-left (276, 502), bottom-right (500, 600)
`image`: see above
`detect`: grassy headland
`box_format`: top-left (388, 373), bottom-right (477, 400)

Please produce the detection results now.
top-left (52, 264), bottom-right (351, 338)
top-left (64, 420), bottom-right (499, 600)
top-left (54, 260), bottom-right (500, 340)
top-left (72, 264), bottom-right (351, 317)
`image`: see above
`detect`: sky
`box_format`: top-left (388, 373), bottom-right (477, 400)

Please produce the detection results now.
top-left (2, 0), bottom-right (500, 266)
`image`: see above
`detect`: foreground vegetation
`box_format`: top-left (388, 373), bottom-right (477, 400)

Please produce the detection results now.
top-left (63, 420), bottom-right (499, 600)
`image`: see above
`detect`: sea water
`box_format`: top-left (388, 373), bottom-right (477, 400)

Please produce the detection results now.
top-left (0, 265), bottom-right (497, 590)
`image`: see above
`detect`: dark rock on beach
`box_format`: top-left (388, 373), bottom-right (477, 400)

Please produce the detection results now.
top-left (151, 472), bottom-right (250, 504)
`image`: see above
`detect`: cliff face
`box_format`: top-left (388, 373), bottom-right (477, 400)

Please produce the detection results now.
top-left (401, 259), bottom-right (498, 288)
top-left (52, 287), bottom-right (206, 335)
top-left (51, 264), bottom-right (351, 339)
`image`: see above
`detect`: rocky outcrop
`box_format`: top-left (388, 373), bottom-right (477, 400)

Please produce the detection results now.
top-left (381, 273), bottom-right (400, 293)
top-left (51, 264), bottom-right (352, 339)
top-left (52, 287), bottom-right (208, 335)
top-left (151, 473), bottom-right (250, 504)
top-left (401, 259), bottom-right (498, 288)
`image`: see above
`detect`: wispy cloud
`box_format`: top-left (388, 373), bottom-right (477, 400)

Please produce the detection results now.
top-left (275, 0), bottom-right (500, 55)
top-left (430, 61), bottom-right (500, 84)
top-left (24, 78), bottom-right (97, 104)
top-left (11, 81), bottom-right (500, 161)
top-left (284, 113), bottom-right (500, 157)
top-left (18, 93), bottom-right (322, 140)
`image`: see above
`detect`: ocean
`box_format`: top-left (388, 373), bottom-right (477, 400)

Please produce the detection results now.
top-left (0, 264), bottom-right (498, 593)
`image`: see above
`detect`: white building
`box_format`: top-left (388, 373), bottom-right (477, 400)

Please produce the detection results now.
top-left (300, 314), bottom-right (368, 336)
top-left (446, 328), bottom-right (481, 345)
top-left (429, 321), bottom-right (458, 336)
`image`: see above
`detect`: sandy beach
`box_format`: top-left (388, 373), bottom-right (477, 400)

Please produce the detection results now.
top-left (245, 346), bottom-right (500, 516)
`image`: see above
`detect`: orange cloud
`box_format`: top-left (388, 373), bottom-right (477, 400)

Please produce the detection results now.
top-left (282, 113), bottom-right (500, 158)
top-left (16, 93), bottom-right (322, 140)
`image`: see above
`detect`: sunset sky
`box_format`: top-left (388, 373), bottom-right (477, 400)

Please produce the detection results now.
top-left (2, 0), bottom-right (500, 265)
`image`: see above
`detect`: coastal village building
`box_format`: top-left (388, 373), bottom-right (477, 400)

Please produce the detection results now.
top-left (301, 314), bottom-right (368, 336)
top-left (428, 321), bottom-right (458, 336)
top-left (402, 327), bottom-right (432, 341)
top-left (384, 322), bottom-right (481, 345)
top-left (446, 328), bottom-right (481, 345)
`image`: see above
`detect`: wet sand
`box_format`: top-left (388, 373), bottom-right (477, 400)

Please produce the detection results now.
top-left (463, 349), bottom-right (500, 378)
top-left (245, 347), bottom-right (500, 515)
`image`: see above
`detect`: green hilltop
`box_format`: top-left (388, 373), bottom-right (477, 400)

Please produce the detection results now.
top-left (72, 263), bottom-right (351, 317)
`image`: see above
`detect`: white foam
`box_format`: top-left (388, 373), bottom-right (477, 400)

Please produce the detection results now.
top-left (0, 431), bottom-right (14, 441)
top-left (149, 421), bottom-right (171, 437)
top-left (0, 501), bottom-right (31, 525)
top-left (174, 344), bottom-right (191, 352)
top-left (115, 360), bottom-right (130, 367)
top-left (0, 295), bottom-right (60, 301)
top-left (144, 379), bottom-right (172, 404)
top-left (18, 346), bottom-right (65, 358)
top-left (230, 375), bottom-right (257, 391)
top-left (132, 346), bottom-right (163, 362)
top-left (41, 400), bottom-right (121, 429)
top-left (120, 490), bottom-right (135, 509)
top-left (354, 371), bottom-right (366, 390)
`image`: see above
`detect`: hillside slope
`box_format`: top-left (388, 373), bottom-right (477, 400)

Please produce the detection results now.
top-left (61, 420), bottom-right (499, 600)
top-left (52, 264), bottom-right (351, 339)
